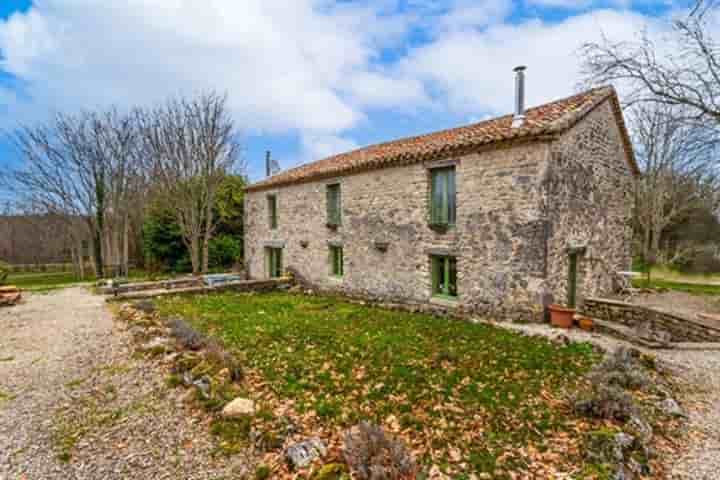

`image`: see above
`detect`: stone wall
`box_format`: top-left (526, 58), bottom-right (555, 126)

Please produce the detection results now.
top-left (545, 100), bottom-right (635, 307)
top-left (245, 143), bottom-right (552, 321)
top-left (244, 98), bottom-right (635, 321)
top-left (583, 297), bottom-right (720, 343)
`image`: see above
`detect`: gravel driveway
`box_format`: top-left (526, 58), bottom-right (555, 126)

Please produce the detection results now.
top-left (0, 288), bottom-right (249, 479)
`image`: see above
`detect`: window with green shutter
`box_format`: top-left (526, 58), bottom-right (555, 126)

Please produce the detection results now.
top-left (430, 167), bottom-right (456, 226)
top-left (266, 247), bottom-right (283, 278)
top-left (431, 255), bottom-right (457, 298)
top-left (267, 195), bottom-right (278, 229)
top-left (329, 245), bottom-right (344, 277)
top-left (326, 183), bottom-right (342, 227)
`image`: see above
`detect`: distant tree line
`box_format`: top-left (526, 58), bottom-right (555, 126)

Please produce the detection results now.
top-left (1, 91), bottom-right (246, 278)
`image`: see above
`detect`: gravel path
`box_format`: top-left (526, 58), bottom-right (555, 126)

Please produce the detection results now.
top-left (0, 288), bottom-right (249, 479)
top-left (500, 322), bottom-right (720, 480)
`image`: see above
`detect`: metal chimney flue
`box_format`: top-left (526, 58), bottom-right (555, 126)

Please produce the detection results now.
top-left (512, 65), bottom-right (527, 128)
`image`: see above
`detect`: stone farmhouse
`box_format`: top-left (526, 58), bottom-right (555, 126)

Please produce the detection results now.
top-left (244, 68), bottom-right (638, 321)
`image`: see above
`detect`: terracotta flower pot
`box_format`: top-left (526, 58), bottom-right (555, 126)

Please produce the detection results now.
top-left (576, 315), bottom-right (594, 331)
top-left (548, 304), bottom-right (575, 329)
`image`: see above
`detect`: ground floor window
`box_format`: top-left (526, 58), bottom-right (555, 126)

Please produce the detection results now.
top-left (431, 255), bottom-right (457, 298)
top-left (329, 245), bottom-right (344, 277)
top-left (266, 247), bottom-right (283, 278)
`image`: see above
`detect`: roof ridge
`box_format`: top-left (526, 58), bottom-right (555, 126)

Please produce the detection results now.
top-left (247, 85), bottom-right (620, 192)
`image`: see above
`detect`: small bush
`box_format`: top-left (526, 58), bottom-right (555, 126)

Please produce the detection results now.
top-left (574, 385), bottom-right (637, 422)
top-left (205, 339), bottom-right (244, 382)
top-left (255, 464), bottom-right (271, 480)
top-left (167, 317), bottom-right (206, 350)
top-left (133, 300), bottom-right (156, 314)
top-left (343, 422), bottom-right (417, 480)
top-left (588, 347), bottom-right (649, 391)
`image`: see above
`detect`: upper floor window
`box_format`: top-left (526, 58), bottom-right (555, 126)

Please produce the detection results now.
top-left (267, 194), bottom-right (278, 229)
top-left (326, 183), bottom-right (342, 227)
top-left (430, 167), bottom-right (456, 226)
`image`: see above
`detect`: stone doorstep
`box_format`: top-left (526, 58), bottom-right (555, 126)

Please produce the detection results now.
top-left (591, 318), bottom-right (720, 351)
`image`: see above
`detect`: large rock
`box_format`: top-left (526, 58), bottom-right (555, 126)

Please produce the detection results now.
top-left (285, 437), bottom-right (326, 469)
top-left (627, 416), bottom-right (653, 444)
top-left (192, 376), bottom-right (211, 399)
top-left (222, 397), bottom-right (255, 418)
top-left (659, 398), bottom-right (685, 417)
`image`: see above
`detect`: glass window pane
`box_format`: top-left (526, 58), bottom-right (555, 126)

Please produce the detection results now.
top-left (431, 170), bottom-right (445, 224)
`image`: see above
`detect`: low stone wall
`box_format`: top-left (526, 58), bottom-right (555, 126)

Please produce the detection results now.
top-left (582, 297), bottom-right (720, 343)
top-left (106, 278), bottom-right (292, 301)
top-left (98, 277), bottom-right (203, 295)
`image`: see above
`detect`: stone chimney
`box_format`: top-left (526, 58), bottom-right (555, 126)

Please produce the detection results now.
top-left (512, 66), bottom-right (527, 128)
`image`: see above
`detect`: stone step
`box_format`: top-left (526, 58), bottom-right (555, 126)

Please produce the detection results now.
top-left (591, 318), bottom-right (668, 349)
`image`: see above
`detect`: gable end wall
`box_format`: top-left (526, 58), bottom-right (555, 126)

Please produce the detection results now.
top-left (545, 99), bottom-right (635, 306)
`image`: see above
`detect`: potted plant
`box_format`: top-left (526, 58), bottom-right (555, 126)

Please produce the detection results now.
top-left (548, 304), bottom-right (575, 329)
top-left (575, 314), bottom-right (594, 331)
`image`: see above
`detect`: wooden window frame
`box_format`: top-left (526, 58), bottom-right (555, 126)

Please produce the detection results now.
top-left (329, 245), bottom-right (344, 277)
top-left (431, 254), bottom-right (458, 299)
top-left (429, 166), bottom-right (456, 229)
top-left (326, 183), bottom-right (342, 228)
top-left (267, 194), bottom-right (278, 230)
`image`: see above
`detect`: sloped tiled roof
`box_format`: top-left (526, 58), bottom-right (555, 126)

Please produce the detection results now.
top-left (247, 86), bottom-right (638, 192)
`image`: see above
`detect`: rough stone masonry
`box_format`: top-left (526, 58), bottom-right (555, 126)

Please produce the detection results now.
top-left (244, 88), bottom-right (636, 322)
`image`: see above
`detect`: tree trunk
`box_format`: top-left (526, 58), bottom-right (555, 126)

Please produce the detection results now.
top-left (122, 214), bottom-right (129, 277)
top-left (202, 200), bottom-right (213, 274)
top-left (78, 238), bottom-right (85, 280)
top-left (190, 235), bottom-right (200, 275)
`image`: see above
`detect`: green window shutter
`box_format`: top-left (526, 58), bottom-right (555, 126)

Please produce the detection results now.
top-left (330, 246), bottom-right (344, 276)
top-left (268, 195), bottom-right (277, 229)
top-left (326, 184), bottom-right (341, 226)
top-left (431, 256), bottom-right (440, 294)
top-left (339, 247), bottom-right (344, 276)
top-left (430, 167), bottom-right (455, 225)
top-left (267, 248), bottom-right (283, 278)
top-left (447, 169), bottom-right (456, 225)
top-left (431, 255), bottom-right (458, 298)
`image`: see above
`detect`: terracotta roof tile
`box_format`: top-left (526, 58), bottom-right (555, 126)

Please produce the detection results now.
top-left (247, 86), bottom-right (637, 192)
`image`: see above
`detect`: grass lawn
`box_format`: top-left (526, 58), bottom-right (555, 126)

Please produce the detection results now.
top-left (5, 268), bottom-right (166, 292)
top-left (6, 271), bottom-right (96, 292)
top-left (632, 277), bottom-right (720, 296)
top-left (156, 291), bottom-right (599, 477)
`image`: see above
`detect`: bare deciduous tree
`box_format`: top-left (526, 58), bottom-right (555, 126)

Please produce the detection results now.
top-left (581, 1), bottom-right (720, 133)
top-left (138, 92), bottom-right (241, 274)
top-left (8, 108), bottom-right (142, 278)
top-left (630, 103), bottom-right (719, 268)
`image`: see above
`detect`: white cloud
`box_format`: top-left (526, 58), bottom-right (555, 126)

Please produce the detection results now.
top-left (0, 0), bottom-right (420, 137)
top-left (400, 8), bottom-right (663, 117)
top-left (0, 0), bottom-right (681, 170)
top-left (301, 134), bottom-right (359, 163)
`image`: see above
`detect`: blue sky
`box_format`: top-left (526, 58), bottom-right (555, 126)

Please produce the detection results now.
top-left (0, 0), bottom-right (683, 189)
